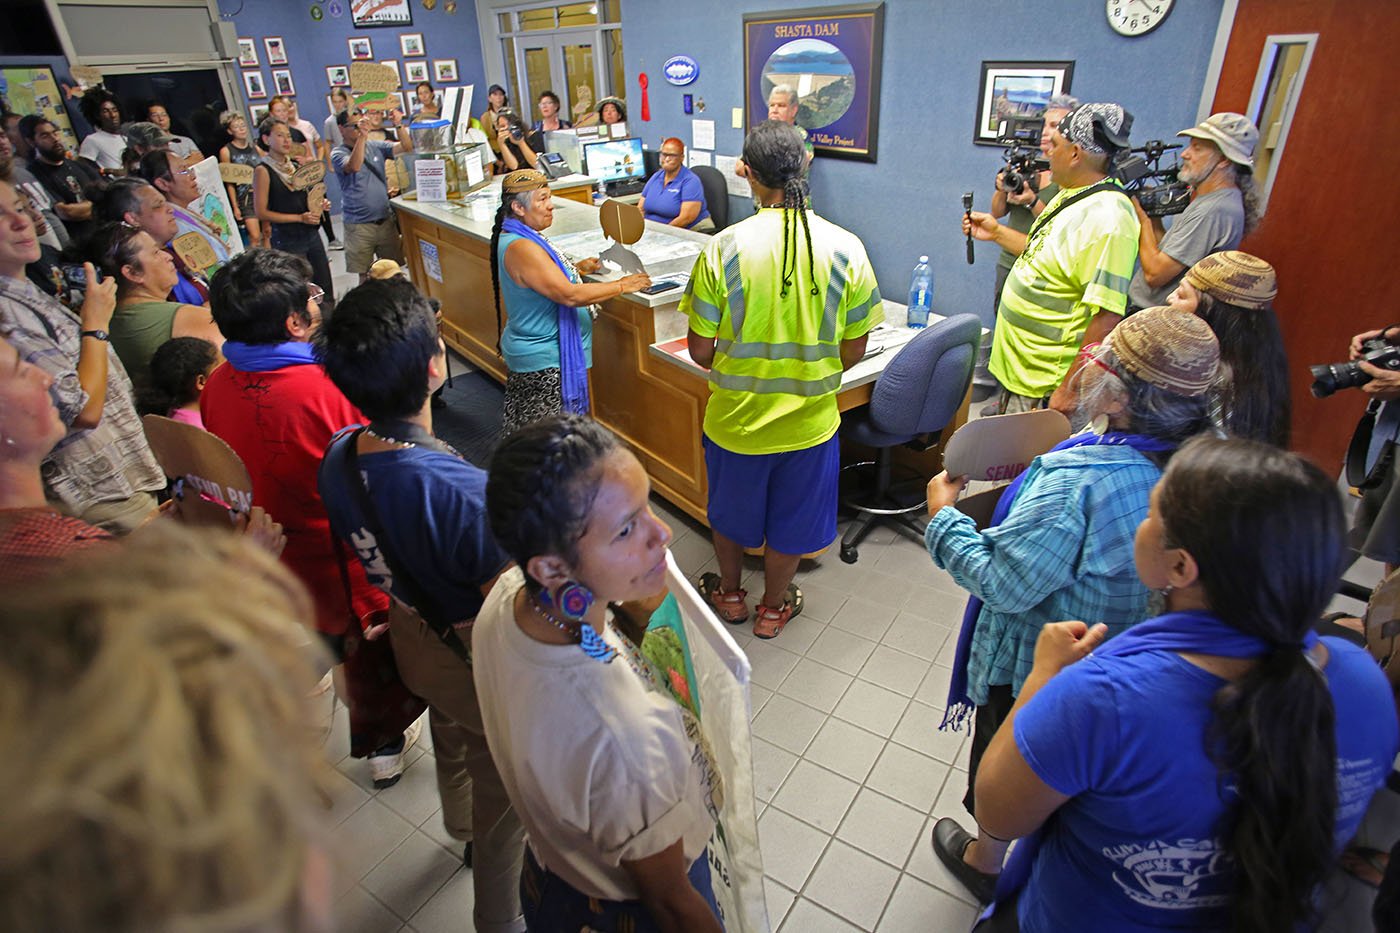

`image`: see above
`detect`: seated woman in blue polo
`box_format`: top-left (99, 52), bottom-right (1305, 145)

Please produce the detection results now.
top-left (638, 137), bottom-right (712, 231)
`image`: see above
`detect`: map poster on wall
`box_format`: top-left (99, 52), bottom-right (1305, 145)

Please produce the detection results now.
top-left (0, 67), bottom-right (78, 152)
top-left (742, 2), bottom-right (885, 163)
top-left (351, 0), bottom-right (412, 28)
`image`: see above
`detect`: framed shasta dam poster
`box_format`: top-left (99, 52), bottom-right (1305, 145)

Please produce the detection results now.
top-left (743, 3), bottom-right (885, 162)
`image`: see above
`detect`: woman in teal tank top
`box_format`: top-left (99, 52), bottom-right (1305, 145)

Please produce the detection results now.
top-left (487, 170), bottom-right (650, 435)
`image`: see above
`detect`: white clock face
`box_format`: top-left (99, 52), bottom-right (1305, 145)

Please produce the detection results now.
top-left (1107, 0), bottom-right (1173, 37)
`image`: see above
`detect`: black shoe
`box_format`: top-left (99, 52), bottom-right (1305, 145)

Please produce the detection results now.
top-left (970, 383), bottom-right (997, 403)
top-left (932, 817), bottom-right (999, 904)
top-left (462, 841), bottom-right (473, 869)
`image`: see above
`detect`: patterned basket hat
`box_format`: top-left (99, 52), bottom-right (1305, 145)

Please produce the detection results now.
top-left (1108, 306), bottom-right (1220, 397)
top-left (1183, 250), bottom-right (1278, 310)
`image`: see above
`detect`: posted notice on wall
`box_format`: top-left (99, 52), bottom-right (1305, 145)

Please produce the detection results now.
top-left (415, 159), bottom-right (448, 202)
top-left (692, 118), bottom-right (715, 151)
top-left (713, 155), bottom-right (751, 198)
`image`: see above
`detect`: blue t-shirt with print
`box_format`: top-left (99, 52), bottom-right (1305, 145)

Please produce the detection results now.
top-left (331, 140), bottom-right (396, 224)
top-left (640, 164), bottom-right (709, 228)
top-left (1013, 635), bottom-right (1398, 932)
top-left (319, 435), bottom-right (508, 629)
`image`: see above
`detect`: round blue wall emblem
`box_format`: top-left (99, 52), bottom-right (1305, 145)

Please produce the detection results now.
top-left (663, 56), bottom-right (699, 86)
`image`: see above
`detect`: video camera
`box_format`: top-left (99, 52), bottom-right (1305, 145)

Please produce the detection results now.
top-left (996, 116), bottom-right (1048, 197)
top-left (1311, 337), bottom-right (1400, 398)
top-left (1111, 140), bottom-right (1191, 218)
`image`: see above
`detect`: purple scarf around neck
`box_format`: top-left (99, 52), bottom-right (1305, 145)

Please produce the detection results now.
top-left (501, 217), bottom-right (590, 415)
top-left (938, 431), bottom-right (1176, 732)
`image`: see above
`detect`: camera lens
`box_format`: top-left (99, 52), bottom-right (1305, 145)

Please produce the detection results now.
top-left (1309, 361), bottom-right (1370, 398)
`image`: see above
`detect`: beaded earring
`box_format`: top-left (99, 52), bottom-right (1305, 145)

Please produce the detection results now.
top-left (541, 581), bottom-right (617, 664)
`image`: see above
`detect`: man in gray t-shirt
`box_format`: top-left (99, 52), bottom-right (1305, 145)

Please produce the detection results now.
top-left (331, 108), bottom-right (413, 280)
top-left (1128, 112), bottom-right (1260, 310)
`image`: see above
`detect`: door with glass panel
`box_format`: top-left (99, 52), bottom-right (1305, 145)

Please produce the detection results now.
top-left (500, 2), bottom-right (623, 126)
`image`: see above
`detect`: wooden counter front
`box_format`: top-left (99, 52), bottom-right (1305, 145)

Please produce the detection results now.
top-left (394, 190), bottom-right (969, 524)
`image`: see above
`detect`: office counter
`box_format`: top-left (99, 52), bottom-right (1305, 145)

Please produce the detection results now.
top-left (393, 188), bottom-right (969, 524)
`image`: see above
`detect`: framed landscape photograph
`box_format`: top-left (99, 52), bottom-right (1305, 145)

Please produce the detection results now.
top-left (242, 71), bottom-right (266, 100)
top-left (326, 65), bottom-right (350, 88)
top-left (272, 69), bottom-right (296, 97)
top-left (250, 104), bottom-right (270, 125)
top-left (743, 3), bottom-right (886, 163)
top-left (348, 37), bottom-right (374, 61)
top-left (264, 36), bottom-right (288, 66)
top-left (400, 33), bottom-right (424, 57)
top-left (237, 38), bottom-right (258, 68)
top-left (973, 60), bottom-right (1074, 145)
top-left (433, 58), bottom-right (458, 83)
top-left (404, 60), bottom-right (429, 84)
top-left (351, 0), bottom-right (412, 28)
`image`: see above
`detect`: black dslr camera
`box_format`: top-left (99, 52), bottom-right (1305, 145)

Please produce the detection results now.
top-left (1311, 337), bottom-right (1400, 398)
top-left (996, 116), bottom-right (1048, 196)
top-left (1112, 140), bottom-right (1191, 218)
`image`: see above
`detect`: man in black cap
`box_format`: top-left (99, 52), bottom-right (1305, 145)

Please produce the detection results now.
top-left (963, 102), bottom-right (1139, 416)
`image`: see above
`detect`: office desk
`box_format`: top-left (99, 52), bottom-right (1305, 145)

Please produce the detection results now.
top-left (393, 191), bottom-right (969, 524)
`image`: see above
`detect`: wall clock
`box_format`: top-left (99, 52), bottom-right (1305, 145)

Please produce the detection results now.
top-left (1107, 0), bottom-right (1173, 37)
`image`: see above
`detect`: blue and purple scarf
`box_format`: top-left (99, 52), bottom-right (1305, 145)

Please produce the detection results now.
top-left (502, 217), bottom-right (590, 415)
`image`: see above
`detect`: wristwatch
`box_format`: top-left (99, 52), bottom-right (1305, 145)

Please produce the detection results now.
top-left (80, 329), bottom-right (110, 341)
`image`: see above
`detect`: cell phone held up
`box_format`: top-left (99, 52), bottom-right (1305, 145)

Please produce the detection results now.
top-left (60, 263), bottom-right (102, 288)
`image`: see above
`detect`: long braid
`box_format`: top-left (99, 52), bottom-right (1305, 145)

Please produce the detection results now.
top-left (779, 201), bottom-right (792, 297)
top-left (489, 200), bottom-right (511, 355)
top-left (787, 177), bottom-right (819, 296)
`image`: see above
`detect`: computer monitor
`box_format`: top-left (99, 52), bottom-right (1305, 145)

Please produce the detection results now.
top-left (582, 137), bottom-right (647, 185)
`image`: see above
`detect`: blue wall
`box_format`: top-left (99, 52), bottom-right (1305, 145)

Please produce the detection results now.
top-left (622, 0), bottom-right (1223, 325)
top-left (218, 0), bottom-right (487, 124)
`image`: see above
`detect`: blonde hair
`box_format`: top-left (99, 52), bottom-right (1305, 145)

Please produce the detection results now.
top-left (0, 523), bottom-right (335, 932)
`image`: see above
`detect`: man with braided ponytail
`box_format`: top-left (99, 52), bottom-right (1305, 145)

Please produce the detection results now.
top-left (684, 120), bottom-right (883, 639)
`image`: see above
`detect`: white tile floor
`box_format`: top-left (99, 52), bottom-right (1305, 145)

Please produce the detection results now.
top-left (320, 230), bottom-right (1389, 931)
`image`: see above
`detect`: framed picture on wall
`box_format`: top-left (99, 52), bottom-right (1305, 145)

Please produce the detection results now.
top-left (351, 0), bottom-right (412, 28)
top-left (348, 37), bottom-right (374, 61)
top-left (250, 104), bottom-right (270, 125)
top-left (326, 65), bottom-right (350, 88)
top-left (243, 71), bottom-right (267, 100)
top-left (400, 33), bottom-right (424, 57)
top-left (742, 3), bottom-right (886, 163)
top-left (973, 60), bottom-right (1074, 146)
top-left (272, 69), bottom-right (296, 97)
top-left (264, 37), bottom-right (288, 66)
top-left (379, 60), bottom-right (401, 85)
top-left (404, 60), bottom-right (430, 84)
top-left (433, 58), bottom-right (458, 83)
top-left (237, 38), bottom-right (258, 68)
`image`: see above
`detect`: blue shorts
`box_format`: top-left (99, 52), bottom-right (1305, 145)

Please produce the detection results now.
top-left (703, 433), bottom-right (839, 555)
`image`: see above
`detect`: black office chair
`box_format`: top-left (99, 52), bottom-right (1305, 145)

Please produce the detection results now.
top-left (838, 314), bottom-right (981, 563)
top-left (691, 165), bottom-right (729, 231)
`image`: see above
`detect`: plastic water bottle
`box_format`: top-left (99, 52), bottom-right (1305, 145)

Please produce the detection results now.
top-left (907, 255), bottom-right (934, 329)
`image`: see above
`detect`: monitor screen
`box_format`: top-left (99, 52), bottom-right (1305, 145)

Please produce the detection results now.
top-left (582, 137), bottom-right (646, 184)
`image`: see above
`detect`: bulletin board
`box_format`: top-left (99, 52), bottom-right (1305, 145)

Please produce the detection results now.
top-left (0, 66), bottom-right (79, 152)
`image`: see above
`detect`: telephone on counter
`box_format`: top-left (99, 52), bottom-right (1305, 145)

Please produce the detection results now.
top-left (539, 151), bottom-right (572, 180)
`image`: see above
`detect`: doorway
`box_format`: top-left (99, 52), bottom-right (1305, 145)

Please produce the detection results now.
top-left (496, 1), bottom-right (624, 126)
top-left (103, 69), bottom-right (228, 157)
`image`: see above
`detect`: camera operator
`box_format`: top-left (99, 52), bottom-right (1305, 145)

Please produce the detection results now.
top-left (1127, 113), bottom-right (1261, 311)
top-left (1345, 325), bottom-right (1400, 569)
top-left (963, 102), bottom-right (1138, 416)
top-left (973, 94), bottom-right (1078, 407)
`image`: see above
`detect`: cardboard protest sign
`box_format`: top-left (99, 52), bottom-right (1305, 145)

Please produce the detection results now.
top-left (351, 62), bottom-right (400, 111)
top-left (305, 182), bottom-right (327, 221)
top-left (290, 160), bottom-right (326, 191)
top-left (188, 156), bottom-right (244, 258)
top-left (599, 198), bottom-right (644, 245)
top-left (942, 409), bottom-right (1071, 483)
top-left (70, 66), bottom-right (103, 87)
top-left (141, 415), bottom-right (254, 528)
top-left (218, 162), bottom-right (255, 186)
top-left (635, 554), bottom-right (766, 932)
top-left (171, 232), bottom-right (219, 276)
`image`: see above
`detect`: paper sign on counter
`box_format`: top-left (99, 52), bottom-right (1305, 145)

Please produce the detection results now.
top-left (463, 148), bottom-right (485, 188)
top-left (415, 159), bottom-right (448, 202)
top-left (420, 241), bottom-right (443, 282)
top-left (692, 118), bottom-right (715, 151)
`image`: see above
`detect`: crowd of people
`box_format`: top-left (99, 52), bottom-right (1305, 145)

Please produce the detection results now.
top-left (0, 70), bottom-right (1397, 933)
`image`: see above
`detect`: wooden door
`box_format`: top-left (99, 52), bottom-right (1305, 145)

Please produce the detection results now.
top-left (1209, 0), bottom-right (1400, 467)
